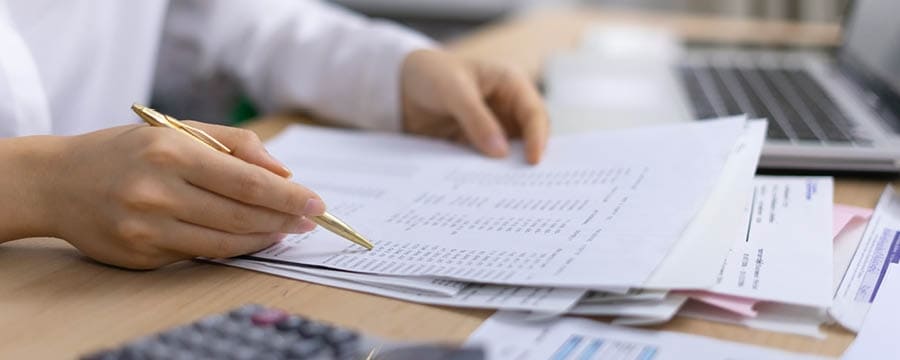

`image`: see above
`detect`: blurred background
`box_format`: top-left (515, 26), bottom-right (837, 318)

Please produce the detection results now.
top-left (333, 0), bottom-right (849, 41)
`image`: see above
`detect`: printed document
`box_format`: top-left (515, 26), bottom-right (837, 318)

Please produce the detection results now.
top-left (710, 176), bottom-right (833, 307)
top-left (831, 186), bottom-right (900, 332)
top-left (247, 118), bottom-right (745, 288)
top-left (467, 312), bottom-right (828, 360)
top-left (841, 263), bottom-right (900, 359)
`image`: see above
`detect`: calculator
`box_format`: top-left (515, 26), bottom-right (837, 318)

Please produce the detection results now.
top-left (81, 304), bottom-right (484, 360)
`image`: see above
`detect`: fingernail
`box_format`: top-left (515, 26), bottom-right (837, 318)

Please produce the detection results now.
top-left (270, 233), bottom-right (287, 243)
top-left (280, 166), bottom-right (293, 179)
top-left (303, 198), bottom-right (326, 216)
top-left (264, 148), bottom-right (293, 178)
top-left (291, 217), bottom-right (317, 233)
top-left (485, 135), bottom-right (509, 157)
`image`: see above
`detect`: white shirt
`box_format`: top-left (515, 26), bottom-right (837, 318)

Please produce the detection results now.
top-left (0, 0), bottom-right (432, 137)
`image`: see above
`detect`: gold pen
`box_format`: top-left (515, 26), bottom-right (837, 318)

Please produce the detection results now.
top-left (131, 103), bottom-right (374, 251)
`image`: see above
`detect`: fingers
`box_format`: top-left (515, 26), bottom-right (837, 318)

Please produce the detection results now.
top-left (168, 180), bottom-right (317, 235)
top-left (447, 58), bottom-right (547, 163)
top-left (445, 71), bottom-right (510, 158)
top-left (184, 121), bottom-right (292, 178)
top-left (176, 144), bottom-right (326, 218)
top-left (506, 71), bottom-right (549, 164)
top-left (163, 222), bottom-right (286, 259)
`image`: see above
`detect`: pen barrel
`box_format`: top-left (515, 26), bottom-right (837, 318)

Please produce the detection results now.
top-left (311, 212), bottom-right (374, 250)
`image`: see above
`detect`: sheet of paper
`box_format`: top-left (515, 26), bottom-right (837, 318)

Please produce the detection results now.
top-left (833, 213), bottom-right (869, 293)
top-left (467, 312), bottom-right (829, 360)
top-left (833, 204), bottom-right (873, 238)
top-left (643, 120), bottom-right (766, 289)
top-left (569, 294), bottom-right (688, 325)
top-left (249, 118), bottom-right (745, 288)
top-left (226, 259), bottom-right (585, 312)
top-left (709, 176), bottom-right (833, 308)
top-left (841, 263), bottom-right (900, 359)
top-left (831, 186), bottom-right (900, 332)
top-left (221, 259), bottom-right (466, 296)
top-left (580, 289), bottom-right (669, 304)
top-left (679, 301), bottom-right (827, 339)
top-left (677, 291), bottom-right (758, 317)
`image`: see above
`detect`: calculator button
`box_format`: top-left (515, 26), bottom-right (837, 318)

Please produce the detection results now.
top-left (145, 342), bottom-right (175, 358)
top-left (263, 333), bottom-right (295, 352)
top-left (325, 328), bottom-right (359, 345)
top-left (181, 331), bottom-right (207, 350)
top-left (216, 319), bottom-right (247, 337)
top-left (230, 344), bottom-right (260, 360)
top-left (204, 337), bottom-right (236, 357)
top-left (275, 315), bottom-right (307, 331)
top-left (333, 342), bottom-right (361, 359)
top-left (251, 308), bottom-right (288, 326)
top-left (298, 322), bottom-right (331, 338)
top-left (169, 351), bottom-right (195, 360)
top-left (230, 304), bottom-right (265, 320)
top-left (286, 339), bottom-right (326, 358)
top-left (239, 326), bottom-right (269, 344)
top-left (196, 314), bottom-right (228, 330)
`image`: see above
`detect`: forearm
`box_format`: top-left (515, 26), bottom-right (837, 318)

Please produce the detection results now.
top-left (0, 136), bottom-right (64, 243)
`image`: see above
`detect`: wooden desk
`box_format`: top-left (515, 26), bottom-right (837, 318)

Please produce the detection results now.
top-left (0, 7), bottom-right (891, 358)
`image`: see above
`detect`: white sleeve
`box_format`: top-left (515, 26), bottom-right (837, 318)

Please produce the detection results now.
top-left (0, 1), bottom-right (51, 137)
top-left (167, 0), bottom-right (434, 132)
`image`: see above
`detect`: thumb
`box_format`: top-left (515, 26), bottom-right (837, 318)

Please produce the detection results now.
top-left (183, 121), bottom-right (293, 178)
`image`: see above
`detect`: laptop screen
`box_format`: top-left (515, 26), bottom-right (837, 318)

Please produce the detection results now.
top-left (840, 0), bottom-right (900, 115)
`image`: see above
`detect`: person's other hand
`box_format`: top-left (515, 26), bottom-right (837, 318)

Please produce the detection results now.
top-left (43, 123), bottom-right (322, 269)
top-left (400, 49), bottom-right (549, 164)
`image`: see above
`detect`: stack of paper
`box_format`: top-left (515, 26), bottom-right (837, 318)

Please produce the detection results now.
top-left (217, 116), bottom-right (766, 314)
top-left (467, 312), bottom-right (828, 360)
top-left (210, 111), bottom-right (855, 345)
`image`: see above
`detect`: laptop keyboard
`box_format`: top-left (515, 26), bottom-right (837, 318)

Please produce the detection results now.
top-left (679, 62), bottom-right (871, 145)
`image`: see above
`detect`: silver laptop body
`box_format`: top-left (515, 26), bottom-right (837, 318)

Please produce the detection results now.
top-left (675, 0), bottom-right (900, 172)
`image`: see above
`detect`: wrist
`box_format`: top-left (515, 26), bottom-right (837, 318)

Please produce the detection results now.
top-left (0, 135), bottom-right (69, 242)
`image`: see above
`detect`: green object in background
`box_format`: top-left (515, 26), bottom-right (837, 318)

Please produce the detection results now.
top-left (230, 97), bottom-right (259, 126)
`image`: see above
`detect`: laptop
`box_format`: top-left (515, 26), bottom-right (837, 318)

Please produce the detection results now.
top-left (676, 0), bottom-right (900, 172)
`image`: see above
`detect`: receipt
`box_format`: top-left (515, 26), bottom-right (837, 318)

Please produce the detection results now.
top-left (831, 186), bottom-right (900, 332)
top-left (710, 176), bottom-right (834, 308)
top-left (842, 263), bottom-right (900, 359)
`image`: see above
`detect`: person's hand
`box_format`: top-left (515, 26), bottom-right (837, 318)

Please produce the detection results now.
top-left (41, 123), bottom-right (324, 270)
top-left (400, 49), bottom-right (549, 164)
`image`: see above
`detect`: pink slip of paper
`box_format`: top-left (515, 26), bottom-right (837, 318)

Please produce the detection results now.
top-left (833, 204), bottom-right (873, 238)
top-left (675, 291), bottom-right (759, 317)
